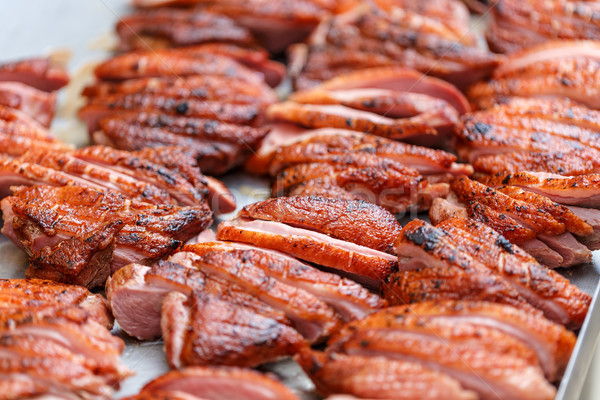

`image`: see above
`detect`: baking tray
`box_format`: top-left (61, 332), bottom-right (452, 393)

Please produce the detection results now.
top-left (1, 1), bottom-right (599, 399)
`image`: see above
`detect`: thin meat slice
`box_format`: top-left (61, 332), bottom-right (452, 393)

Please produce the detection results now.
top-left (0, 82), bottom-right (56, 127)
top-left (170, 248), bottom-right (342, 343)
top-left (0, 57), bottom-right (69, 92)
top-left (297, 350), bottom-right (477, 400)
top-left (133, 366), bottom-right (300, 400)
top-left (328, 305), bottom-right (556, 400)
top-left (217, 218), bottom-right (397, 289)
top-left (183, 241), bottom-right (385, 321)
top-left (239, 196), bottom-right (402, 253)
top-left (438, 218), bottom-right (592, 329)
top-left (483, 171), bottom-right (600, 208)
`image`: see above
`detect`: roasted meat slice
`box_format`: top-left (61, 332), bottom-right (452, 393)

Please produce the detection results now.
top-left (395, 219), bottom-right (591, 328)
top-left (289, 5), bottom-right (500, 90)
top-left (93, 112), bottom-right (269, 175)
top-left (0, 56), bottom-right (69, 92)
top-left (107, 261), bottom-right (304, 367)
top-left (79, 93), bottom-right (263, 133)
top-left (0, 278), bottom-right (112, 329)
top-left (0, 306), bottom-right (131, 399)
top-left (0, 104), bottom-right (49, 134)
top-left (170, 247), bottom-right (342, 342)
top-left (0, 81), bottom-right (56, 127)
top-left (487, 1), bottom-right (600, 53)
top-left (183, 241), bottom-right (386, 321)
top-left (116, 7), bottom-right (255, 51)
top-left (82, 74), bottom-right (277, 105)
top-left (217, 197), bottom-right (400, 288)
top-left (127, 366), bottom-right (299, 400)
top-left (272, 161), bottom-right (447, 214)
top-left (297, 350), bottom-right (477, 400)
top-left (0, 132), bottom-right (72, 158)
top-left (248, 126), bottom-right (472, 177)
top-left (483, 171), bottom-right (600, 208)
top-left (327, 303), bottom-right (556, 400)
top-left (469, 41), bottom-right (600, 109)
top-left (94, 44), bottom-right (279, 86)
top-left (2, 185), bottom-right (212, 288)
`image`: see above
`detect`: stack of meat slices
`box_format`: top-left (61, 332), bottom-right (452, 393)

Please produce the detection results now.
top-left (468, 41), bottom-right (600, 110)
top-left (298, 300), bottom-right (577, 400)
top-left (268, 67), bottom-right (470, 147)
top-left (0, 56), bottom-right (71, 155)
top-left (1, 185), bottom-right (213, 288)
top-left (107, 233), bottom-right (386, 367)
top-left (216, 196), bottom-right (402, 289)
top-left (128, 0), bottom-right (357, 54)
top-left (0, 278), bottom-right (131, 399)
top-left (430, 176), bottom-right (600, 268)
top-left (288, 3), bottom-right (500, 90)
top-left (386, 217), bottom-right (591, 329)
top-left (486, 1), bottom-right (600, 54)
top-left (456, 97), bottom-right (600, 176)
top-left (0, 56), bottom-right (69, 127)
top-left (124, 366), bottom-right (300, 400)
top-left (79, 43), bottom-right (282, 175)
top-left (0, 144), bottom-right (235, 213)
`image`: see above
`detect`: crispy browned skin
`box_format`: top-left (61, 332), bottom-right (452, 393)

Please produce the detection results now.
top-left (297, 349), bottom-right (477, 400)
top-left (0, 278), bottom-right (112, 329)
top-left (273, 161), bottom-right (441, 215)
top-left (94, 112), bottom-right (268, 175)
top-left (0, 81), bottom-right (56, 127)
top-left (162, 291), bottom-right (304, 368)
top-left (239, 196), bottom-right (402, 253)
top-left (116, 7), bottom-right (255, 52)
top-left (267, 101), bottom-right (457, 141)
top-left (394, 219), bottom-right (591, 328)
top-left (184, 242), bottom-right (386, 321)
top-left (328, 302), bottom-right (556, 400)
top-left (482, 171), bottom-right (600, 208)
top-left (452, 176), bottom-right (567, 236)
top-left (0, 57), bottom-right (69, 92)
top-left (135, 366), bottom-right (300, 400)
top-left (439, 218), bottom-right (592, 329)
top-left (487, 1), bottom-right (600, 53)
top-left (468, 42), bottom-right (600, 109)
top-left (383, 264), bottom-right (539, 312)
top-left (1, 185), bottom-right (212, 288)
top-left (94, 46), bottom-right (260, 82)
top-left (290, 6), bottom-right (499, 90)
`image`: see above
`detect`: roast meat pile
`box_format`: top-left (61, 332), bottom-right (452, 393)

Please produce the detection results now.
top-left (1, 0), bottom-right (600, 399)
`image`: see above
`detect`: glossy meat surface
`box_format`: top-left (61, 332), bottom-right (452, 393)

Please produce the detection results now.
top-left (0, 57), bottom-right (69, 92)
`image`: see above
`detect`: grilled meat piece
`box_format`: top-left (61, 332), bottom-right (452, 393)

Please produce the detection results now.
top-left (298, 350), bottom-right (477, 400)
top-left (328, 302), bottom-right (557, 400)
top-left (217, 196), bottom-right (400, 288)
top-left (107, 261), bottom-right (304, 367)
top-left (184, 242), bottom-right (386, 321)
top-left (394, 219), bottom-right (591, 328)
top-left (248, 125), bottom-right (472, 179)
top-left (0, 104), bottom-right (49, 133)
top-left (0, 57), bottom-right (69, 92)
top-left (0, 82), bottom-right (56, 127)
top-left (487, 1), bottom-right (600, 53)
top-left (1, 185), bottom-right (212, 288)
top-left (126, 366), bottom-right (299, 400)
top-left (0, 131), bottom-right (72, 158)
top-left (116, 7), bottom-right (255, 51)
top-left (483, 171), bottom-right (600, 208)
top-left (94, 44), bottom-right (281, 86)
top-left (437, 176), bottom-right (599, 267)
top-left (469, 42), bottom-right (600, 109)
top-left (0, 305), bottom-right (131, 399)
top-left (92, 112), bottom-right (269, 175)
top-left (0, 278), bottom-right (112, 329)
top-left (289, 5), bottom-right (500, 90)
top-left (455, 97), bottom-right (600, 176)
